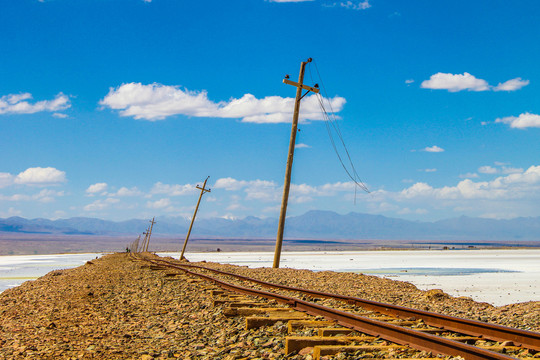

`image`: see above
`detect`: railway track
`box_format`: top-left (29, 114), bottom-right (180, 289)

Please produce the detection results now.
top-left (131, 253), bottom-right (539, 360)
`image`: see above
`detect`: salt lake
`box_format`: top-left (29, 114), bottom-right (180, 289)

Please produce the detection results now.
top-left (1, 249), bottom-right (539, 306)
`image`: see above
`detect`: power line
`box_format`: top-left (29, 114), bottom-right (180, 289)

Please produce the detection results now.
top-left (307, 60), bottom-right (370, 198)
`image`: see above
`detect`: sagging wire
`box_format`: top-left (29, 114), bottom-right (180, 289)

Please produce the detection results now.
top-left (307, 60), bottom-right (370, 203)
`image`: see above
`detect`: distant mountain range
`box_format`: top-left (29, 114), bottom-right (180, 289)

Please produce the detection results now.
top-left (2, 210), bottom-right (540, 241)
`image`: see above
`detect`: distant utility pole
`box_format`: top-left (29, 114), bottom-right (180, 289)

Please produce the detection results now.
top-left (180, 176), bottom-right (211, 260)
top-left (144, 217), bottom-right (156, 252)
top-left (273, 58), bottom-right (319, 269)
top-left (133, 235), bottom-right (141, 253)
top-left (140, 227), bottom-right (149, 252)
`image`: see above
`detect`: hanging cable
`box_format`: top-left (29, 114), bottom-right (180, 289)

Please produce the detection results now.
top-left (307, 60), bottom-right (370, 199)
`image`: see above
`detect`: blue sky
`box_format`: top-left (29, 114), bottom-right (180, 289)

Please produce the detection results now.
top-left (1, 0), bottom-right (540, 222)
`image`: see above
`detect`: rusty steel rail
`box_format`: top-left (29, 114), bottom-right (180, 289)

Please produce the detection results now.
top-left (147, 255), bottom-right (540, 352)
top-left (133, 254), bottom-right (527, 360)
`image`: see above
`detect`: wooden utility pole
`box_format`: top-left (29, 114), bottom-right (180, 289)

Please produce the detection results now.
top-left (133, 235), bottom-right (141, 253)
top-left (140, 227), bottom-right (149, 252)
top-left (144, 217), bottom-right (156, 252)
top-left (180, 176), bottom-right (211, 260)
top-left (273, 58), bottom-right (319, 269)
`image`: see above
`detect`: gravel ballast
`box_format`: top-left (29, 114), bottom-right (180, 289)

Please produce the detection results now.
top-left (0, 253), bottom-right (538, 359)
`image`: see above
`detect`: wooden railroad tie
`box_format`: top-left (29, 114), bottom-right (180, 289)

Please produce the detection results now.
top-left (224, 307), bottom-right (304, 317)
top-left (286, 337), bottom-right (406, 356)
top-left (288, 320), bottom-right (335, 333)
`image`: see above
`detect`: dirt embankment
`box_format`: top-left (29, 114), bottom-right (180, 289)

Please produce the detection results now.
top-left (0, 253), bottom-right (538, 359)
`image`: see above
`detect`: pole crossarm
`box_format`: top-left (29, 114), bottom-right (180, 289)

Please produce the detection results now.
top-left (196, 185), bottom-right (211, 193)
top-left (283, 79), bottom-right (320, 94)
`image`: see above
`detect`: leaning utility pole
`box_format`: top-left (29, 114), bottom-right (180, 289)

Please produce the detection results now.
top-left (133, 235), bottom-right (141, 253)
top-left (140, 227), bottom-right (149, 252)
top-left (273, 58), bottom-right (319, 269)
top-left (144, 217), bottom-right (156, 252)
top-left (180, 176), bottom-right (211, 260)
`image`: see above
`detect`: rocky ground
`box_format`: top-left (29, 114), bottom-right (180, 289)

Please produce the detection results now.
top-left (0, 253), bottom-right (538, 359)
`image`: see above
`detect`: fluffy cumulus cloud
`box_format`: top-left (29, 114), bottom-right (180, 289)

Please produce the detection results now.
top-left (397, 166), bottom-right (540, 202)
top-left (14, 167), bottom-right (66, 186)
top-left (493, 78), bottom-right (530, 92)
top-left (147, 198), bottom-right (171, 209)
top-left (496, 113), bottom-right (540, 129)
top-left (84, 200), bottom-right (109, 212)
top-left (83, 198), bottom-right (121, 212)
top-left (113, 187), bottom-right (142, 197)
top-left (0, 92), bottom-right (70, 115)
top-left (421, 72), bottom-right (490, 92)
top-left (421, 73), bottom-right (528, 92)
top-left (214, 178), bottom-right (280, 202)
top-left (86, 182), bottom-right (108, 195)
top-left (99, 82), bottom-right (345, 123)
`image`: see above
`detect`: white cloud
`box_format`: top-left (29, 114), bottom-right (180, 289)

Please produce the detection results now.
top-left (269, 0), bottom-right (313, 2)
top-left (0, 92), bottom-right (70, 115)
top-left (214, 178), bottom-right (250, 191)
top-left (421, 72), bottom-right (490, 92)
top-left (405, 79), bottom-right (414, 84)
top-left (52, 112), bottom-right (68, 118)
top-left (112, 186), bottom-right (142, 197)
top-left (421, 73), bottom-right (529, 93)
top-left (423, 145), bottom-right (444, 153)
top-left (86, 182), bottom-right (108, 195)
top-left (478, 166), bottom-right (498, 174)
top-left (502, 166), bottom-right (523, 174)
top-left (493, 78), bottom-right (529, 92)
top-left (14, 167), bottom-right (66, 186)
top-left (340, 0), bottom-right (371, 10)
top-left (147, 198), bottom-right (171, 209)
top-left (35, 189), bottom-right (64, 203)
top-left (215, 177), bottom-right (357, 204)
top-left (496, 113), bottom-right (540, 129)
top-left (295, 143), bottom-right (311, 149)
top-left (0, 173), bottom-right (14, 188)
top-left (1, 189), bottom-right (64, 203)
top-left (151, 182), bottom-right (197, 196)
top-left (398, 165), bottom-right (540, 202)
top-left (421, 168), bottom-right (437, 172)
top-left (476, 165), bottom-right (523, 176)
top-left (99, 82), bottom-right (345, 123)
top-left (459, 172), bottom-right (479, 179)
top-left (84, 200), bottom-right (109, 212)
